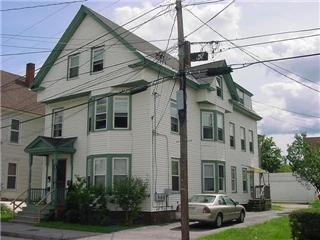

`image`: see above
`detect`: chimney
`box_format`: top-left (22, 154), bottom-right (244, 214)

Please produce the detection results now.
top-left (25, 63), bottom-right (35, 88)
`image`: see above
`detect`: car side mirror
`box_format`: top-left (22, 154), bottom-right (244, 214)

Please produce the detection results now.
top-left (235, 201), bottom-right (239, 205)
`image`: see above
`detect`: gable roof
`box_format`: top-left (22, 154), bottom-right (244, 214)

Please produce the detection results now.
top-left (0, 70), bottom-right (45, 115)
top-left (32, 5), bottom-right (179, 90)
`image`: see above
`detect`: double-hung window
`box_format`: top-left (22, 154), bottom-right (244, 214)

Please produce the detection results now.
top-left (240, 127), bottom-right (246, 151)
top-left (10, 119), bottom-right (20, 143)
top-left (216, 76), bottom-right (223, 98)
top-left (238, 89), bottom-right (244, 104)
top-left (231, 166), bottom-right (237, 192)
top-left (170, 100), bottom-right (179, 133)
top-left (68, 54), bottom-right (79, 78)
top-left (216, 112), bottom-right (224, 141)
top-left (113, 96), bottom-right (129, 129)
top-left (242, 168), bottom-right (248, 192)
top-left (218, 164), bottom-right (225, 192)
top-left (229, 122), bottom-right (235, 148)
top-left (172, 159), bottom-right (180, 191)
top-left (203, 163), bottom-right (215, 192)
top-left (249, 130), bottom-right (254, 153)
top-left (94, 158), bottom-right (106, 187)
top-left (52, 109), bottom-right (63, 137)
top-left (95, 97), bottom-right (108, 130)
top-left (7, 163), bottom-right (17, 189)
top-left (202, 111), bottom-right (214, 140)
top-left (113, 158), bottom-right (128, 184)
top-left (92, 47), bottom-right (104, 73)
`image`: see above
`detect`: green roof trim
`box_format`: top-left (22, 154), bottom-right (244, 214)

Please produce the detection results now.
top-left (232, 101), bottom-right (262, 120)
top-left (234, 82), bottom-right (253, 97)
top-left (112, 79), bottom-right (148, 88)
top-left (32, 5), bottom-right (145, 90)
top-left (222, 73), bottom-right (239, 101)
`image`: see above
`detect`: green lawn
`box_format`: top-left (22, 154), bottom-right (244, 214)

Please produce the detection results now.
top-left (271, 204), bottom-right (283, 211)
top-left (36, 221), bottom-right (139, 233)
top-left (199, 216), bottom-right (291, 240)
top-left (0, 204), bottom-right (13, 222)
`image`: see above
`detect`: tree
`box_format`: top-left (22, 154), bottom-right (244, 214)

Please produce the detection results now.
top-left (112, 176), bottom-right (149, 225)
top-left (258, 135), bottom-right (282, 173)
top-left (287, 133), bottom-right (320, 192)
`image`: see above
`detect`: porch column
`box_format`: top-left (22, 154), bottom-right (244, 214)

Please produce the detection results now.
top-left (70, 153), bottom-right (74, 183)
top-left (52, 152), bottom-right (58, 205)
top-left (27, 154), bottom-right (33, 203)
top-left (45, 156), bottom-right (49, 193)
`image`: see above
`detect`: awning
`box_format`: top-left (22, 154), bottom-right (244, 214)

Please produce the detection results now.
top-left (247, 166), bottom-right (266, 173)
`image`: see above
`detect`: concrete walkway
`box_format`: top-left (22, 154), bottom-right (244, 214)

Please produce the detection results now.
top-left (1, 204), bottom-right (308, 240)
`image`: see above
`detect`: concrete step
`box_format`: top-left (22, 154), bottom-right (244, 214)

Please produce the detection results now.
top-left (12, 215), bottom-right (40, 224)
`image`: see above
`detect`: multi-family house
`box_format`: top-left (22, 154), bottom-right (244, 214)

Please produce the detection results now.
top-left (0, 64), bottom-right (45, 200)
top-left (22, 6), bottom-right (263, 223)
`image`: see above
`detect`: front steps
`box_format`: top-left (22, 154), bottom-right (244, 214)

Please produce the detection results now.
top-left (11, 204), bottom-right (51, 224)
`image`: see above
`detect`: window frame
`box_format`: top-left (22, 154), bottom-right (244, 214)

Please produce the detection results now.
top-left (113, 95), bottom-right (129, 129)
top-left (217, 164), bottom-right (225, 192)
top-left (238, 89), bottom-right (244, 104)
top-left (201, 111), bottom-right (214, 140)
top-left (242, 168), bottom-right (248, 193)
top-left (240, 126), bottom-right (246, 151)
top-left (52, 108), bottom-right (63, 138)
top-left (94, 97), bottom-right (108, 130)
top-left (249, 130), bottom-right (254, 153)
top-left (112, 157), bottom-right (129, 185)
top-left (171, 159), bottom-right (180, 192)
top-left (7, 162), bottom-right (17, 190)
top-left (170, 100), bottom-right (179, 133)
top-left (216, 112), bottom-right (224, 142)
top-left (91, 46), bottom-right (104, 73)
top-left (93, 157), bottom-right (107, 187)
top-left (229, 122), bottom-right (235, 148)
top-left (67, 53), bottom-right (80, 79)
top-left (10, 119), bottom-right (20, 144)
top-left (216, 76), bottom-right (223, 99)
top-left (231, 166), bottom-right (237, 193)
top-left (202, 162), bottom-right (215, 192)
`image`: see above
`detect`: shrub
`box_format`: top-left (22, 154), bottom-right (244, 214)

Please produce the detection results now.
top-left (310, 199), bottom-right (320, 209)
top-left (289, 208), bottom-right (320, 240)
top-left (112, 176), bottom-right (149, 225)
top-left (0, 204), bottom-right (13, 222)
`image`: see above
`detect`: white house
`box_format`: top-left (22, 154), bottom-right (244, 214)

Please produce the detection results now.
top-left (23, 6), bottom-right (263, 222)
top-left (0, 64), bottom-right (45, 200)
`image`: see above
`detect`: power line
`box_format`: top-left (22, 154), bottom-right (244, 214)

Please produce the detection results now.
top-left (185, 8), bottom-right (320, 94)
top-left (0, 0), bottom-right (87, 12)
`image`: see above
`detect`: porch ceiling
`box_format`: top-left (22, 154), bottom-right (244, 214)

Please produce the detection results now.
top-left (24, 136), bottom-right (77, 156)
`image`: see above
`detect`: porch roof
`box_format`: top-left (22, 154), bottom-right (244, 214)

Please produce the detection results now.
top-left (25, 136), bottom-right (77, 156)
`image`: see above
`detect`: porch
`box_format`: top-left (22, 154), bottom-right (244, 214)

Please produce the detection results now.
top-left (11, 136), bottom-right (77, 223)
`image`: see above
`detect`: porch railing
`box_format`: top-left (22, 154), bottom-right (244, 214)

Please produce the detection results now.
top-left (29, 188), bottom-right (47, 203)
top-left (254, 185), bottom-right (270, 199)
top-left (10, 189), bottom-right (28, 218)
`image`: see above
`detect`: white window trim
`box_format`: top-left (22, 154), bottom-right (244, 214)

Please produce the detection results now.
top-left (113, 96), bottom-right (129, 129)
top-left (203, 163), bottom-right (215, 193)
top-left (171, 159), bottom-right (180, 192)
top-left (218, 164), bottom-right (225, 192)
top-left (229, 122), bottom-right (235, 148)
top-left (231, 166), bottom-right (237, 193)
top-left (52, 108), bottom-right (63, 137)
top-left (7, 162), bottom-right (18, 190)
top-left (170, 100), bottom-right (179, 133)
top-left (201, 111), bottom-right (214, 140)
top-left (240, 126), bottom-right (246, 151)
top-left (112, 157), bottom-right (129, 185)
top-left (249, 130), bottom-right (254, 153)
top-left (94, 97), bottom-right (108, 131)
top-left (242, 168), bottom-right (248, 193)
top-left (91, 47), bottom-right (104, 73)
top-left (68, 54), bottom-right (80, 79)
top-left (93, 158), bottom-right (107, 187)
top-left (216, 76), bottom-right (223, 98)
top-left (216, 112), bottom-right (224, 142)
top-left (9, 119), bottom-right (20, 144)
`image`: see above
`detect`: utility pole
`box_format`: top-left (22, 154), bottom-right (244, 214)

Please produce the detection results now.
top-left (176, 0), bottom-right (189, 239)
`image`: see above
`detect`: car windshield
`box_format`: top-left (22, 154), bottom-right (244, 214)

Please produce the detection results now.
top-left (189, 195), bottom-right (216, 203)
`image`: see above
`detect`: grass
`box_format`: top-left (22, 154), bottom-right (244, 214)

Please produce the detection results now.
top-left (0, 203), bottom-right (13, 222)
top-left (199, 216), bottom-right (291, 240)
top-left (35, 221), bottom-right (140, 233)
top-left (271, 204), bottom-right (283, 211)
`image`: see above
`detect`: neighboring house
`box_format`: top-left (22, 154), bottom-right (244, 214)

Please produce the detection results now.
top-left (305, 136), bottom-right (320, 149)
top-left (0, 64), bottom-right (45, 200)
top-left (24, 6), bottom-right (262, 222)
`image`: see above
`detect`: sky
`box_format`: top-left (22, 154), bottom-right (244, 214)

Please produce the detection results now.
top-left (1, 0), bottom-right (320, 154)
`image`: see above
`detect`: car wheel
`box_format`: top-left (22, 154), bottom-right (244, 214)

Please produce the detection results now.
top-left (237, 210), bottom-right (245, 223)
top-left (215, 214), bottom-right (223, 228)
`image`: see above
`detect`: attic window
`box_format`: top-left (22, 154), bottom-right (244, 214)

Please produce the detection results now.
top-left (92, 47), bottom-right (104, 73)
top-left (238, 89), bottom-right (244, 104)
top-left (68, 54), bottom-right (79, 78)
top-left (216, 76), bottom-right (223, 98)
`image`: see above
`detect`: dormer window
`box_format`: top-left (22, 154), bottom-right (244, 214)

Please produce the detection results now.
top-left (238, 89), bottom-right (244, 104)
top-left (68, 54), bottom-right (79, 79)
top-left (216, 76), bottom-right (223, 98)
top-left (91, 47), bottom-right (104, 73)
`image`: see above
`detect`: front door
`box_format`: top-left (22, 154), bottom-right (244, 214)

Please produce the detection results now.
top-left (56, 159), bottom-right (66, 204)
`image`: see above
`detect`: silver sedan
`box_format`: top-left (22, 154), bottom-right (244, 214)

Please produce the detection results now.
top-left (176, 194), bottom-right (246, 227)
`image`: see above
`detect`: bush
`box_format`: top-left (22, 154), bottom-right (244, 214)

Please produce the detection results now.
top-left (310, 199), bottom-right (320, 209)
top-left (289, 208), bottom-right (320, 240)
top-left (112, 176), bottom-right (149, 225)
top-left (0, 204), bottom-right (13, 222)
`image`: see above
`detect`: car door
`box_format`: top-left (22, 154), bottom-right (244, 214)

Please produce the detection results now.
top-left (218, 196), bottom-right (232, 221)
top-left (223, 196), bottom-right (238, 219)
